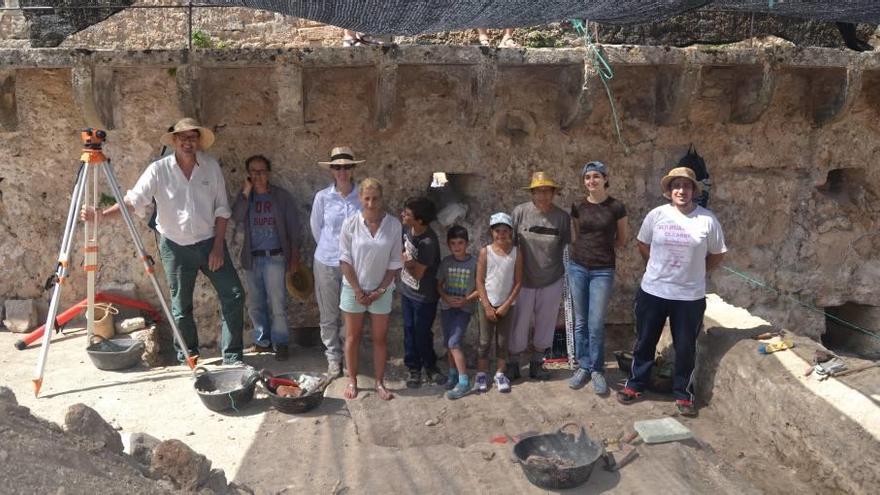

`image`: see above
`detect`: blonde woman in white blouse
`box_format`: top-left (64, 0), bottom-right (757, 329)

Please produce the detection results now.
top-left (338, 178), bottom-right (403, 400)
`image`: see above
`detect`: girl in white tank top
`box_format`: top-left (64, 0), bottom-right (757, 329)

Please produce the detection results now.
top-left (485, 245), bottom-right (517, 306)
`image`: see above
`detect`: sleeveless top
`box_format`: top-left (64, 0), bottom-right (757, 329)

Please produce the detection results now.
top-left (485, 245), bottom-right (517, 307)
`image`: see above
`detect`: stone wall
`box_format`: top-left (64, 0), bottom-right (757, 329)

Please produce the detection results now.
top-left (1, 45), bottom-right (878, 350)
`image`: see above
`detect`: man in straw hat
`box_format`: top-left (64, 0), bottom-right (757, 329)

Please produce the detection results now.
top-left (87, 118), bottom-right (245, 365)
top-left (232, 154), bottom-right (302, 361)
top-left (310, 146), bottom-right (363, 377)
top-left (508, 171), bottom-right (571, 381)
top-left (617, 166), bottom-right (726, 417)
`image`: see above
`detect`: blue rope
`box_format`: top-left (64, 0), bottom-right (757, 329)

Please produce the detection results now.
top-left (571, 19), bottom-right (629, 153)
top-left (721, 265), bottom-right (880, 342)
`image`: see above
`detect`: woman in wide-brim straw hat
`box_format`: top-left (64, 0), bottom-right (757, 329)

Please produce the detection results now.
top-left (508, 171), bottom-right (572, 382)
top-left (310, 146), bottom-right (364, 378)
top-left (566, 161), bottom-right (628, 396)
top-left (617, 165), bottom-right (727, 417)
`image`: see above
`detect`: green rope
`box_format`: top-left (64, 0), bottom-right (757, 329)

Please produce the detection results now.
top-left (571, 19), bottom-right (629, 153)
top-left (721, 265), bottom-right (880, 342)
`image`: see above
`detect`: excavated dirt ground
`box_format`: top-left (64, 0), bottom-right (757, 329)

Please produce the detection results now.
top-left (0, 296), bottom-right (877, 494)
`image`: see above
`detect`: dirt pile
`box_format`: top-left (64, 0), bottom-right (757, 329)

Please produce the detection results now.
top-left (0, 387), bottom-right (248, 494)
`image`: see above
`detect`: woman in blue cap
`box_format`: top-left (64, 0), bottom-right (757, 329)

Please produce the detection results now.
top-left (567, 161), bottom-right (628, 395)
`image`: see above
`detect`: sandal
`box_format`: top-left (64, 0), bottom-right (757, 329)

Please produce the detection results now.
top-left (376, 383), bottom-right (394, 401)
top-left (616, 387), bottom-right (642, 405)
top-left (343, 382), bottom-right (358, 400)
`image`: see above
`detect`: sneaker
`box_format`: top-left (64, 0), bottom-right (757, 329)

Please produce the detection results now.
top-left (406, 369), bottom-right (422, 389)
top-left (425, 367), bottom-right (446, 386)
top-left (616, 387), bottom-right (642, 405)
top-left (245, 344), bottom-right (272, 354)
top-left (675, 399), bottom-right (697, 417)
top-left (494, 373), bottom-right (511, 393)
top-left (274, 345), bottom-right (289, 361)
top-left (328, 361), bottom-right (343, 378)
top-left (222, 357), bottom-right (245, 366)
top-left (529, 360), bottom-right (549, 380)
top-left (478, 34), bottom-right (491, 46)
top-left (342, 37), bottom-right (356, 47)
top-left (446, 381), bottom-right (470, 400)
top-left (591, 372), bottom-right (608, 395)
top-left (475, 372), bottom-right (489, 393)
top-left (568, 368), bottom-right (590, 390)
top-left (444, 370), bottom-right (459, 390)
top-left (507, 361), bottom-right (522, 380)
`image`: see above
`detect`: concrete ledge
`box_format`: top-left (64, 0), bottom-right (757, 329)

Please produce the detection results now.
top-left (1, 45), bottom-right (878, 70)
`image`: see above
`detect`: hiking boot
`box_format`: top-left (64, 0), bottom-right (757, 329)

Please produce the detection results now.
top-left (444, 370), bottom-right (459, 390)
top-left (568, 368), bottom-right (590, 390)
top-left (675, 399), bottom-right (697, 417)
top-left (425, 367), bottom-right (446, 386)
top-left (328, 361), bottom-right (343, 378)
top-left (591, 372), bottom-right (608, 395)
top-left (245, 344), bottom-right (272, 354)
top-left (529, 360), bottom-right (549, 380)
top-left (446, 380), bottom-right (470, 400)
top-left (474, 372), bottom-right (489, 393)
top-left (616, 387), bottom-right (642, 405)
top-left (274, 345), bottom-right (289, 361)
top-left (494, 372), bottom-right (511, 393)
top-left (507, 361), bottom-right (522, 380)
top-left (406, 369), bottom-right (422, 389)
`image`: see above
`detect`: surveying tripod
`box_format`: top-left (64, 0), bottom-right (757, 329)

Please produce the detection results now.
top-left (33, 129), bottom-right (196, 397)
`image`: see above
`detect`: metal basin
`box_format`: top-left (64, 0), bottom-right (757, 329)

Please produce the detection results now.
top-left (513, 424), bottom-right (608, 490)
top-left (193, 366), bottom-right (260, 412)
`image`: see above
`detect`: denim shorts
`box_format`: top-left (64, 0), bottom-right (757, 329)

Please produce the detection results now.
top-left (440, 308), bottom-right (472, 349)
top-left (339, 284), bottom-right (395, 315)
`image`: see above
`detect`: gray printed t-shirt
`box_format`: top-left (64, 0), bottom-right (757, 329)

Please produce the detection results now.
top-left (512, 201), bottom-right (571, 288)
top-left (437, 254), bottom-right (478, 313)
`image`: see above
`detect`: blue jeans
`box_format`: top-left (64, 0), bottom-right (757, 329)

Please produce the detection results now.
top-left (245, 255), bottom-right (289, 348)
top-left (402, 294), bottom-right (438, 371)
top-left (567, 263), bottom-right (615, 373)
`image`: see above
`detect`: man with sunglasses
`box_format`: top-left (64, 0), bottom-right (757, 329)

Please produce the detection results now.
top-left (232, 155), bottom-right (302, 361)
top-left (311, 147), bottom-right (364, 377)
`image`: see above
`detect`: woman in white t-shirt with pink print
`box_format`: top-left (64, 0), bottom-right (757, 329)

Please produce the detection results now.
top-left (617, 167), bottom-right (727, 418)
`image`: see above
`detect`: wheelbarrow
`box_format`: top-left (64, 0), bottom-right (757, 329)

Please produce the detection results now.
top-left (512, 423), bottom-right (611, 490)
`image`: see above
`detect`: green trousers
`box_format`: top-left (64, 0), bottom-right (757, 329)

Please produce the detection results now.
top-left (158, 235), bottom-right (245, 363)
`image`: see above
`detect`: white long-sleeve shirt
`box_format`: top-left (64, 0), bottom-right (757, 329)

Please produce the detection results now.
top-left (310, 184), bottom-right (360, 267)
top-left (124, 151), bottom-right (231, 246)
top-left (338, 212), bottom-right (403, 291)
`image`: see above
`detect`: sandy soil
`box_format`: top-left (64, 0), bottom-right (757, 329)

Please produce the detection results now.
top-left (1, 309), bottom-right (874, 494)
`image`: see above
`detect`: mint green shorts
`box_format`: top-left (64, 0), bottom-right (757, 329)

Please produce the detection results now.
top-left (339, 284), bottom-right (395, 315)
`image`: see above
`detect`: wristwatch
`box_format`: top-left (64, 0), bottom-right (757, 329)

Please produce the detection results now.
top-left (375, 287), bottom-right (387, 294)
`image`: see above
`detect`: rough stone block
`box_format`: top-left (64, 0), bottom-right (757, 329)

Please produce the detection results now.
top-left (3, 299), bottom-right (38, 333)
top-left (63, 403), bottom-right (124, 454)
top-left (122, 431), bottom-right (161, 466)
top-left (150, 439), bottom-right (212, 491)
top-left (130, 325), bottom-right (161, 367)
top-left (0, 386), bottom-right (17, 405)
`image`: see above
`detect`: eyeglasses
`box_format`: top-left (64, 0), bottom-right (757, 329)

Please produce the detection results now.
top-left (175, 134), bottom-right (200, 143)
top-left (330, 164), bottom-right (355, 171)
